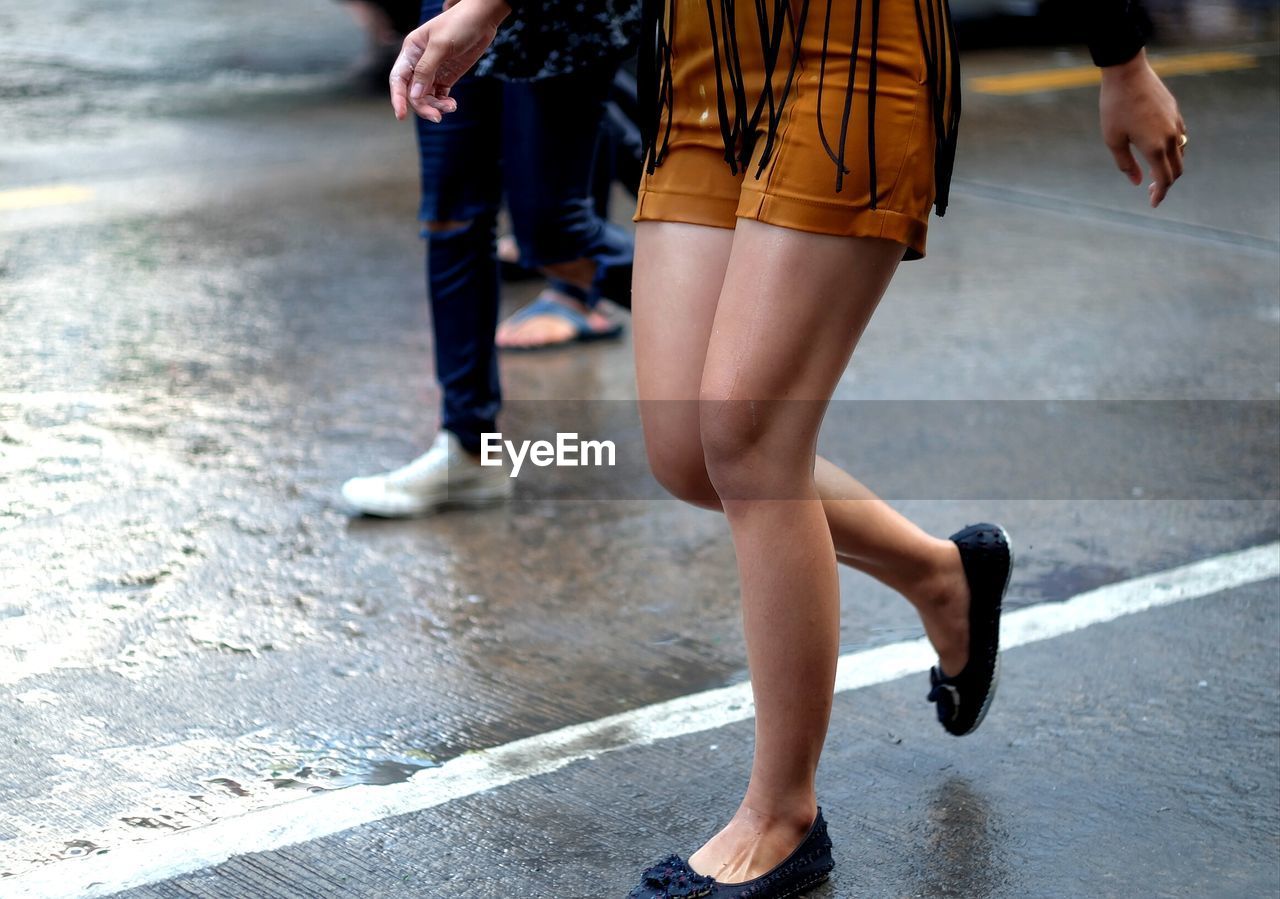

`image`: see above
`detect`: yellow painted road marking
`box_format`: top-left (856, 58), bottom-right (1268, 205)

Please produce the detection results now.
top-left (0, 184), bottom-right (96, 211)
top-left (971, 50), bottom-right (1259, 95)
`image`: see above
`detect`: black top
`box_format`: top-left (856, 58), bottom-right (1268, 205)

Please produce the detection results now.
top-left (496, 0), bottom-right (1154, 74)
top-left (478, 0), bottom-right (641, 80)
top-left (1081, 0), bottom-right (1154, 67)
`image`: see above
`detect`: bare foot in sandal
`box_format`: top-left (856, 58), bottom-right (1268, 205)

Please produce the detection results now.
top-left (495, 287), bottom-right (623, 350)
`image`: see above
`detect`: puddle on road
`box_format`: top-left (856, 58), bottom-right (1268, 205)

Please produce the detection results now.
top-left (59, 839), bottom-right (106, 860)
top-left (268, 759), bottom-right (432, 790)
top-left (207, 777), bottom-right (250, 798)
top-left (0, 729), bottom-right (438, 879)
top-left (907, 777), bottom-right (1012, 897)
top-left (238, 730), bottom-right (439, 792)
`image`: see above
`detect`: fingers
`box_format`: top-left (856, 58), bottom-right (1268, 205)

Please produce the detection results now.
top-left (409, 38), bottom-right (458, 123)
top-left (1107, 139), bottom-right (1143, 187)
top-left (1148, 110), bottom-right (1187, 206)
top-left (1172, 109), bottom-right (1188, 167)
top-left (389, 36), bottom-right (424, 120)
top-left (1142, 142), bottom-right (1176, 207)
top-left (1165, 133), bottom-right (1184, 179)
top-left (389, 29), bottom-right (459, 123)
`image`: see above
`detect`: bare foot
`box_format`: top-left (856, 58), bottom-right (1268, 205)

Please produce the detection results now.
top-left (687, 803), bottom-right (816, 884)
top-left (495, 289), bottom-right (619, 349)
top-left (913, 539), bottom-right (972, 676)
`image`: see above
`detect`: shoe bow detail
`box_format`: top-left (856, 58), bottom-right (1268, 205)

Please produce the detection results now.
top-left (928, 666), bottom-right (961, 725)
top-left (639, 855), bottom-right (715, 898)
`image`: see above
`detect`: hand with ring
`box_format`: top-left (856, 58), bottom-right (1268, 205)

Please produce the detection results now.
top-left (1099, 49), bottom-right (1188, 208)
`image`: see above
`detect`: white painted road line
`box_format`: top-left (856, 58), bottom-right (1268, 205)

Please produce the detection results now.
top-left (7, 542), bottom-right (1279, 899)
top-left (0, 184), bottom-right (95, 212)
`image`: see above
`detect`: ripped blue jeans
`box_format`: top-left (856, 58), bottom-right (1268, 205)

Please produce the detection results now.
top-left (416, 51), bottom-right (632, 454)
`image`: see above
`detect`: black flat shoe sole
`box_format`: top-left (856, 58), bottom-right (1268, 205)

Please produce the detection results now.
top-left (768, 871), bottom-right (830, 898)
top-left (962, 522), bottom-right (1013, 735)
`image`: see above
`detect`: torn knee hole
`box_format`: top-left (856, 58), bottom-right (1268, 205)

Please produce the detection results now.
top-left (425, 219), bottom-right (474, 237)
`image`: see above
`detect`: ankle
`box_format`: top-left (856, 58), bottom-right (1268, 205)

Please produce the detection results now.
top-left (905, 538), bottom-right (963, 612)
top-left (542, 287), bottom-right (591, 315)
top-left (735, 793), bottom-right (818, 834)
top-left (541, 256), bottom-right (597, 291)
top-left (446, 432), bottom-right (484, 463)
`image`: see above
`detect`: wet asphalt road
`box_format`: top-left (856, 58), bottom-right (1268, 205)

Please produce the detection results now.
top-left (2, 1), bottom-right (1279, 896)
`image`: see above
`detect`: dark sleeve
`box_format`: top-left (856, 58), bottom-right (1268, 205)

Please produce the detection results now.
top-left (1082, 0), bottom-right (1154, 67)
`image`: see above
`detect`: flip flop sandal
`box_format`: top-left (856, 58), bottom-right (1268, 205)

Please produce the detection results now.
top-left (626, 809), bottom-right (834, 899)
top-left (497, 293), bottom-right (624, 352)
top-left (927, 522), bottom-right (1014, 737)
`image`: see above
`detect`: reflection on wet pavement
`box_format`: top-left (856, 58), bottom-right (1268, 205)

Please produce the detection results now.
top-left (909, 778), bottom-right (1008, 898)
top-left (0, 722), bottom-right (438, 876)
top-left (0, 192), bottom-right (744, 876)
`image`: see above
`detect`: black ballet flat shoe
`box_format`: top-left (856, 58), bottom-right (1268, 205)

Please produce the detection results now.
top-left (927, 522), bottom-right (1014, 737)
top-left (626, 808), bottom-right (834, 899)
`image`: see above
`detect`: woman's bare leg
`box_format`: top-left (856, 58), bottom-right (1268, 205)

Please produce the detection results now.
top-left (634, 220), bottom-right (972, 677)
top-left (814, 470), bottom-right (972, 677)
top-left (632, 222), bottom-right (732, 504)
top-left (679, 221), bottom-right (900, 881)
top-left (633, 220), bottom-right (973, 879)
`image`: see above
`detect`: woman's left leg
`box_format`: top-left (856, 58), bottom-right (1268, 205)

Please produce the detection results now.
top-left (687, 219), bottom-right (906, 883)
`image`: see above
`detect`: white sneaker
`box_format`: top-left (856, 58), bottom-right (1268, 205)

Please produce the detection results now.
top-left (340, 431), bottom-right (513, 517)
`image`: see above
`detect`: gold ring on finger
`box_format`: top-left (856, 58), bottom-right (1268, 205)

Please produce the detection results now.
top-left (1177, 133), bottom-right (1189, 150)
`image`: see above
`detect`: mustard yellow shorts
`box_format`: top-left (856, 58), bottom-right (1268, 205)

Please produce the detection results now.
top-left (634, 0), bottom-right (951, 260)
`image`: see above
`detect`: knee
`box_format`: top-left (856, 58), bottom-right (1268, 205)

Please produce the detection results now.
top-left (516, 199), bottom-right (600, 263)
top-left (423, 216), bottom-right (497, 268)
top-left (699, 393), bottom-right (814, 501)
top-left (646, 436), bottom-right (719, 509)
top-left (699, 396), bottom-right (769, 501)
top-left (424, 219), bottom-right (475, 237)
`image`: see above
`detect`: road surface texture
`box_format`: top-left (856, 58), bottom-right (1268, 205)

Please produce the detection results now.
top-left (1, 1), bottom-right (1277, 897)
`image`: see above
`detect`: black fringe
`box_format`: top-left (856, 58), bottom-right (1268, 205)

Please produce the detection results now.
top-left (640, 0), bottom-right (962, 218)
top-left (914, 0), bottom-right (961, 213)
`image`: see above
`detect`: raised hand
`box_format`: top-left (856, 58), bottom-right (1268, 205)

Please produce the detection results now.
top-left (389, 0), bottom-right (511, 122)
top-left (1099, 50), bottom-right (1187, 208)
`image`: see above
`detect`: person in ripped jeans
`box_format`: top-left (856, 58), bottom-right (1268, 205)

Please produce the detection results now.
top-left (341, 0), bottom-right (640, 517)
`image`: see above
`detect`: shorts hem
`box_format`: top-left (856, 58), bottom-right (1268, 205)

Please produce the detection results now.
top-left (633, 187), bottom-right (739, 232)
top-left (634, 186), bottom-right (929, 260)
top-left (740, 190), bottom-right (928, 260)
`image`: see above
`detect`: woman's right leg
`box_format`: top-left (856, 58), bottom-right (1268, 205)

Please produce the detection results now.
top-left (635, 221), bottom-right (971, 677)
top-left (633, 221), bottom-right (733, 505)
